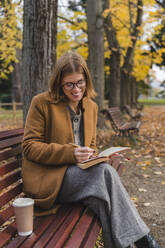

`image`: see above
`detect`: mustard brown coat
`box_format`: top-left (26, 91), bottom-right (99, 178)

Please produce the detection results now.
top-left (22, 91), bottom-right (98, 210)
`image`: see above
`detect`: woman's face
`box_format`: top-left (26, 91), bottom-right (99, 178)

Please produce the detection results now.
top-left (62, 73), bottom-right (86, 106)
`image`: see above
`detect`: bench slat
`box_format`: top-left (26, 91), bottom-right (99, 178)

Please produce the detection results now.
top-left (5, 215), bottom-right (55, 248)
top-left (1, 216), bottom-right (43, 248)
top-left (0, 160), bottom-right (20, 177)
top-left (0, 136), bottom-right (23, 150)
top-left (0, 221), bottom-right (17, 247)
top-left (0, 145), bottom-right (22, 162)
top-left (66, 208), bottom-right (98, 248)
top-left (84, 218), bottom-right (101, 248)
top-left (0, 128), bottom-right (23, 140)
top-left (23, 206), bottom-right (74, 248)
top-left (0, 205), bottom-right (14, 226)
top-left (0, 183), bottom-right (22, 208)
top-left (45, 205), bottom-right (84, 248)
top-left (0, 170), bottom-right (21, 191)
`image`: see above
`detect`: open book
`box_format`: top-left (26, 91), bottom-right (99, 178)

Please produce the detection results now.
top-left (77, 147), bottom-right (130, 169)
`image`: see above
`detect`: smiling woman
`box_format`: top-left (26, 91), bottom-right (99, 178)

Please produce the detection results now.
top-left (22, 51), bottom-right (162, 248)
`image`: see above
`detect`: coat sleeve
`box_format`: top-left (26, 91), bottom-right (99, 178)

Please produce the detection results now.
top-left (22, 96), bottom-right (77, 166)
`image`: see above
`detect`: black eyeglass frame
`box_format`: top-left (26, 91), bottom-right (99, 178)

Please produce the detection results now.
top-left (62, 80), bottom-right (86, 90)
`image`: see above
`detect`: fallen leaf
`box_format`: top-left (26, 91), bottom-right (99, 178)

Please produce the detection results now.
top-left (154, 171), bottom-right (162, 175)
top-left (161, 181), bottom-right (165, 185)
top-left (131, 197), bottom-right (138, 203)
top-left (138, 188), bottom-right (147, 192)
top-left (135, 154), bottom-right (142, 158)
top-left (143, 174), bottom-right (150, 178)
top-left (154, 157), bottom-right (161, 163)
top-left (144, 155), bottom-right (152, 158)
top-left (143, 202), bottom-right (151, 207)
top-left (144, 160), bottom-right (152, 166)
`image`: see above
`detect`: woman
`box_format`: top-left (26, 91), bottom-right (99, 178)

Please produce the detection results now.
top-left (22, 51), bottom-right (162, 248)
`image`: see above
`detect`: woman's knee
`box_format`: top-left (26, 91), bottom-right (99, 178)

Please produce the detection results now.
top-left (99, 162), bottom-right (118, 174)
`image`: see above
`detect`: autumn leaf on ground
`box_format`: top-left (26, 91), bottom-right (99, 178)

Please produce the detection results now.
top-left (154, 157), bottom-right (161, 163)
top-left (161, 181), bottom-right (165, 185)
top-left (154, 171), bottom-right (162, 175)
top-left (131, 197), bottom-right (138, 207)
top-left (144, 155), bottom-right (152, 158)
top-left (142, 174), bottom-right (150, 178)
top-left (144, 160), bottom-right (152, 166)
top-left (138, 188), bottom-right (147, 192)
top-left (143, 202), bottom-right (151, 207)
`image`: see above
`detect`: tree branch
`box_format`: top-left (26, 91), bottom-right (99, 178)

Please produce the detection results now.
top-left (57, 15), bottom-right (87, 33)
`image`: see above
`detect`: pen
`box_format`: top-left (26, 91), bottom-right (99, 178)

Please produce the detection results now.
top-left (69, 143), bottom-right (80, 148)
top-left (69, 143), bottom-right (96, 154)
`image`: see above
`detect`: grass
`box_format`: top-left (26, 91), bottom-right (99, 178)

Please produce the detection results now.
top-left (139, 98), bottom-right (165, 105)
top-left (0, 107), bottom-right (23, 120)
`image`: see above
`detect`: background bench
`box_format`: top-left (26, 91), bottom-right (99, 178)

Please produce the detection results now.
top-left (123, 105), bottom-right (144, 121)
top-left (0, 128), bottom-right (125, 248)
top-left (101, 107), bottom-right (141, 145)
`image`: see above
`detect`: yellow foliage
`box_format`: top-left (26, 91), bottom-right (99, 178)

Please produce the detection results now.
top-left (57, 0), bottom-right (164, 83)
top-left (0, 0), bottom-right (22, 78)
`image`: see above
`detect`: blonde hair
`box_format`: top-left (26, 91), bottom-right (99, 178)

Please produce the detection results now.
top-left (49, 51), bottom-right (96, 102)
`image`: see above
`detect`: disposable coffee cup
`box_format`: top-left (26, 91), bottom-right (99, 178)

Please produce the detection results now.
top-left (13, 198), bottom-right (34, 236)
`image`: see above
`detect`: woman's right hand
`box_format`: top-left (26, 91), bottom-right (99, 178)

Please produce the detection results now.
top-left (74, 146), bottom-right (95, 163)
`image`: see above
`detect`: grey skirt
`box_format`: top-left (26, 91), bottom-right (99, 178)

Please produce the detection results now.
top-left (57, 163), bottom-right (149, 248)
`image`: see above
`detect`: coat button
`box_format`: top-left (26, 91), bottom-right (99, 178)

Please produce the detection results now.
top-left (74, 117), bottom-right (79, 123)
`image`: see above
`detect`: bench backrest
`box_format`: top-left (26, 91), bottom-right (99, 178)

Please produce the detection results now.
top-left (0, 128), bottom-right (24, 229)
top-left (102, 107), bottom-right (126, 131)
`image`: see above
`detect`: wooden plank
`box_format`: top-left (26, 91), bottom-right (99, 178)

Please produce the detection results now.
top-left (0, 136), bottom-right (23, 150)
top-left (83, 217), bottom-right (101, 248)
top-left (0, 170), bottom-right (21, 191)
top-left (0, 145), bottom-right (22, 162)
top-left (20, 205), bottom-right (72, 248)
top-left (0, 217), bottom-right (43, 248)
top-left (0, 129), bottom-right (24, 140)
top-left (0, 160), bottom-right (20, 177)
top-left (0, 221), bottom-right (17, 247)
top-left (5, 216), bottom-right (54, 248)
top-left (40, 205), bottom-right (84, 248)
top-left (65, 208), bottom-right (94, 248)
top-left (0, 183), bottom-right (22, 208)
top-left (0, 205), bottom-right (14, 226)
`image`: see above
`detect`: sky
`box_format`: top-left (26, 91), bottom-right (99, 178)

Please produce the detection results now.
top-left (151, 65), bottom-right (165, 88)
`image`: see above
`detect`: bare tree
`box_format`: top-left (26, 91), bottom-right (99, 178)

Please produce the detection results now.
top-left (86, 0), bottom-right (104, 127)
top-left (22, 0), bottom-right (58, 123)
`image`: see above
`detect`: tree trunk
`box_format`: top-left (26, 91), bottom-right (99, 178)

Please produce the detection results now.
top-left (11, 49), bottom-right (22, 103)
top-left (22, 0), bottom-right (58, 124)
top-left (103, 0), bottom-right (121, 107)
top-left (120, 0), bottom-right (143, 108)
top-left (86, 0), bottom-right (104, 127)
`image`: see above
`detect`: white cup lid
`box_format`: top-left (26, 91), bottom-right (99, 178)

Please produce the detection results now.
top-left (13, 198), bottom-right (34, 207)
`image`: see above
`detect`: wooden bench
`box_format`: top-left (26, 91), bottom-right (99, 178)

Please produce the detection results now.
top-left (132, 102), bottom-right (144, 111)
top-left (0, 128), bottom-right (125, 248)
top-left (101, 107), bottom-right (141, 140)
top-left (123, 105), bottom-right (144, 121)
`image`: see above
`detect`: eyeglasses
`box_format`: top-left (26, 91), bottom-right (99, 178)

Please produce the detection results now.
top-left (62, 80), bottom-right (86, 90)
